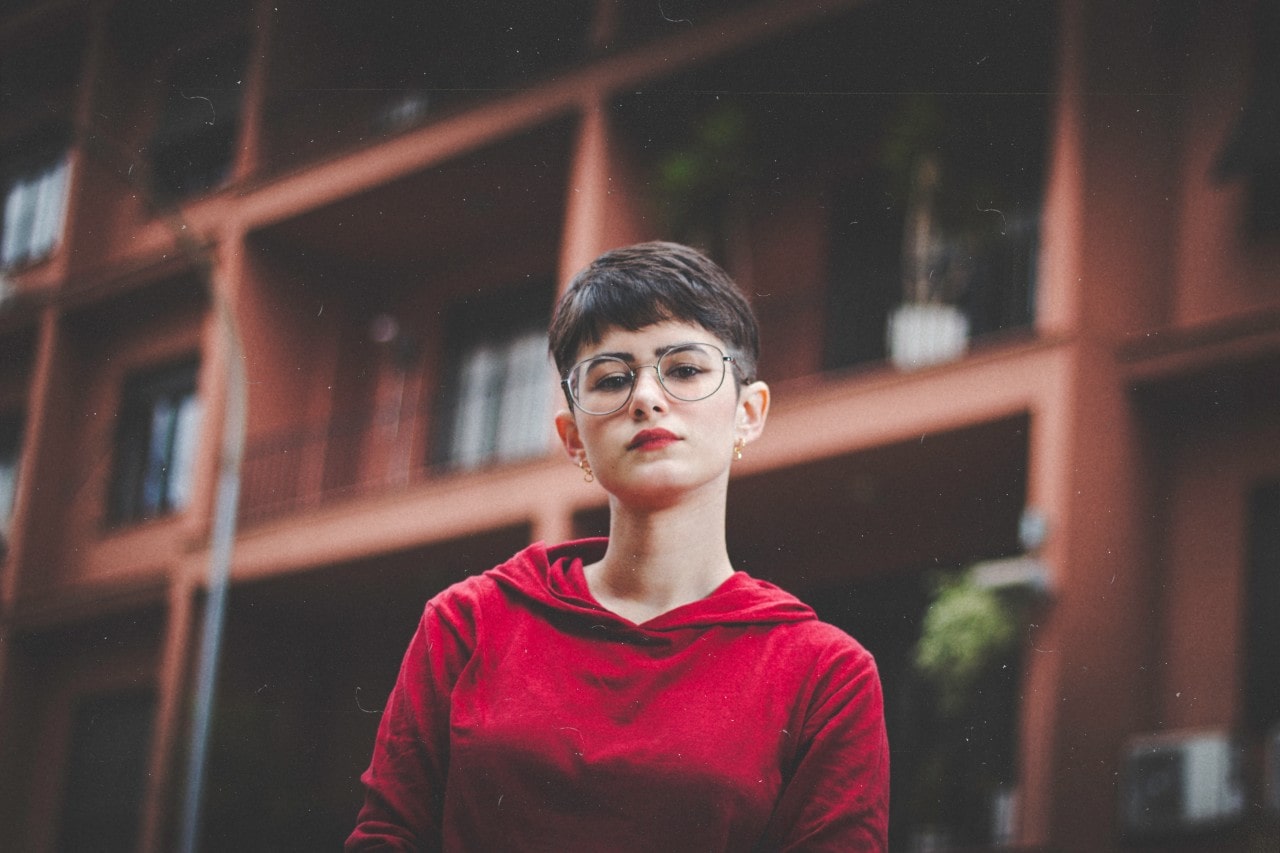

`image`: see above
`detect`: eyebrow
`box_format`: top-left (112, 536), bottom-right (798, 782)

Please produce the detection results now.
top-left (583, 342), bottom-right (709, 363)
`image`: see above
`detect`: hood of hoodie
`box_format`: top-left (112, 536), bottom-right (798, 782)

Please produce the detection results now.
top-left (486, 539), bottom-right (816, 634)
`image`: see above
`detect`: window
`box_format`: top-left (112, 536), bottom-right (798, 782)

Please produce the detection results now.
top-left (1214, 2), bottom-right (1280, 236)
top-left (823, 93), bottom-right (1045, 372)
top-left (149, 35), bottom-right (246, 199)
top-left (1, 148), bottom-right (69, 270)
top-left (0, 412), bottom-right (22, 552)
top-left (823, 178), bottom-right (903, 368)
top-left (108, 360), bottom-right (201, 525)
top-left (435, 283), bottom-right (554, 470)
top-left (1243, 480), bottom-right (1280, 733)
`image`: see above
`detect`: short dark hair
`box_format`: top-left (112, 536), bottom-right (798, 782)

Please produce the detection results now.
top-left (548, 241), bottom-right (760, 384)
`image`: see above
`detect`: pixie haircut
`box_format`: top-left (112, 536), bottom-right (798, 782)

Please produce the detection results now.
top-left (548, 241), bottom-right (760, 385)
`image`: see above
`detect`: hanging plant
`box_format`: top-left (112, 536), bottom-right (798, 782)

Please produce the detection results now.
top-left (914, 572), bottom-right (1020, 717)
top-left (910, 563), bottom-right (1043, 842)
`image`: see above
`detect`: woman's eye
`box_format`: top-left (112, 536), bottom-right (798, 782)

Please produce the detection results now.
top-left (592, 373), bottom-right (632, 392)
top-left (665, 363), bottom-right (704, 381)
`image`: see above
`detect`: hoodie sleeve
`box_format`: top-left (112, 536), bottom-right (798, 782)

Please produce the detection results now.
top-left (760, 636), bottom-right (890, 852)
top-left (346, 593), bottom-right (479, 852)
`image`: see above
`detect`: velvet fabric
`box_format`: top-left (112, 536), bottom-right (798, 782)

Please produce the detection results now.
top-left (347, 539), bottom-right (888, 851)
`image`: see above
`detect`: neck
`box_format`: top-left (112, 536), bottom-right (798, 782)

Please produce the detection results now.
top-left (586, 486), bottom-right (734, 623)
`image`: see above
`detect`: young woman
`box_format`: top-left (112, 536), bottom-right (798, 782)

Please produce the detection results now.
top-left (347, 242), bottom-right (889, 851)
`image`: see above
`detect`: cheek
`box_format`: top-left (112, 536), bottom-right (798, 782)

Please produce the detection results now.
top-left (579, 417), bottom-right (634, 461)
top-left (699, 397), bottom-right (743, 442)
top-left (577, 420), bottom-right (609, 453)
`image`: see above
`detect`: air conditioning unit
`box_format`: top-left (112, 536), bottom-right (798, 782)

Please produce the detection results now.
top-left (1120, 730), bottom-right (1244, 837)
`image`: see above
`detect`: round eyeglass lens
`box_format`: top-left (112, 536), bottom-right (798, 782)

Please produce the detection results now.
top-left (568, 343), bottom-right (729, 415)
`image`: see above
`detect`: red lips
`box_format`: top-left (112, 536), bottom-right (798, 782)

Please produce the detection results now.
top-left (627, 428), bottom-right (679, 451)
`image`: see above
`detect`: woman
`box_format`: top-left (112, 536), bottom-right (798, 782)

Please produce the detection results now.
top-left (347, 242), bottom-right (889, 851)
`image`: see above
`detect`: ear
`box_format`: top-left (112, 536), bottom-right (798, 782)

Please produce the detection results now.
top-left (735, 381), bottom-right (770, 446)
top-left (555, 408), bottom-right (585, 462)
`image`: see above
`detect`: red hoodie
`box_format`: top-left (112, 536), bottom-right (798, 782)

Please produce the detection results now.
top-left (347, 539), bottom-right (888, 851)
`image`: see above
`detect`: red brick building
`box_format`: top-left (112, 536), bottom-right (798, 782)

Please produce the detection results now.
top-left (1, 1), bottom-right (1277, 850)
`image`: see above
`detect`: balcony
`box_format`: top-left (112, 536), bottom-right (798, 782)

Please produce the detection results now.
top-left (240, 403), bottom-right (422, 525)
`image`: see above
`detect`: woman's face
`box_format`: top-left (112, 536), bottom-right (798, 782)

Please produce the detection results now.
top-left (555, 320), bottom-right (769, 509)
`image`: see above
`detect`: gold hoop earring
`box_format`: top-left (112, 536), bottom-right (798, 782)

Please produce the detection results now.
top-left (579, 458), bottom-right (595, 483)
top-left (733, 437), bottom-right (745, 461)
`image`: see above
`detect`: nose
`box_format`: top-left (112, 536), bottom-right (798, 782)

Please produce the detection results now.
top-left (629, 365), bottom-right (668, 415)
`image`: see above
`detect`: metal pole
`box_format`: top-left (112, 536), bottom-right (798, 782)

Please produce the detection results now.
top-left (178, 290), bottom-right (247, 853)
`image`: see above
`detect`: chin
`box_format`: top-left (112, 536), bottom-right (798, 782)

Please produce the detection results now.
top-left (604, 467), bottom-right (728, 509)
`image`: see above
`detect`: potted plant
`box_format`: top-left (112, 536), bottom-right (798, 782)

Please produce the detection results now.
top-left (880, 94), bottom-right (1029, 369)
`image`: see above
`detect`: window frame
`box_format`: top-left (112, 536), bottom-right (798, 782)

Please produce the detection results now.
top-left (1, 137), bottom-right (71, 271)
top-left (107, 358), bottom-right (202, 527)
top-left (433, 281), bottom-right (555, 471)
top-left (0, 410), bottom-right (23, 553)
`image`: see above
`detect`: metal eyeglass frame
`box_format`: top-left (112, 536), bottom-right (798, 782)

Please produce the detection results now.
top-left (561, 342), bottom-right (737, 416)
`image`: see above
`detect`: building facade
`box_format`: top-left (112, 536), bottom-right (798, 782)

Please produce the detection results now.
top-left (1, 1), bottom-right (1277, 850)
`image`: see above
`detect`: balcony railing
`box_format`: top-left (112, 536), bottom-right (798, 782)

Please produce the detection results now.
top-left (239, 404), bottom-right (422, 525)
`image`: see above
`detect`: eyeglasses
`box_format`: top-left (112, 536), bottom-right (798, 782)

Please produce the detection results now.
top-left (563, 342), bottom-right (736, 416)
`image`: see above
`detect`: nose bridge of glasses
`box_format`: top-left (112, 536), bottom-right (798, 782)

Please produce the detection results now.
top-left (631, 361), bottom-right (667, 398)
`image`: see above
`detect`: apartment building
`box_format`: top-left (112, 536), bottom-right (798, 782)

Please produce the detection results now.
top-left (1, 1), bottom-right (1277, 850)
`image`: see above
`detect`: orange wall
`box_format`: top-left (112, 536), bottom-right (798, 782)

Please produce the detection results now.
top-left (1172, 5), bottom-right (1280, 329)
top-left (1158, 398), bottom-right (1280, 730)
top-left (1075, 0), bottom-right (1183, 337)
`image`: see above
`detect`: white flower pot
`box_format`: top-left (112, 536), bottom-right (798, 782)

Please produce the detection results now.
top-left (887, 302), bottom-right (969, 370)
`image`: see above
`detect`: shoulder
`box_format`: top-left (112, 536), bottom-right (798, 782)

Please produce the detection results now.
top-left (416, 538), bottom-right (599, 631)
top-left (778, 617), bottom-right (879, 676)
top-left (428, 570), bottom-right (502, 612)
top-left (767, 620), bottom-right (885, 742)
top-left (412, 553), bottom-right (522, 642)
top-left (729, 573), bottom-right (878, 673)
